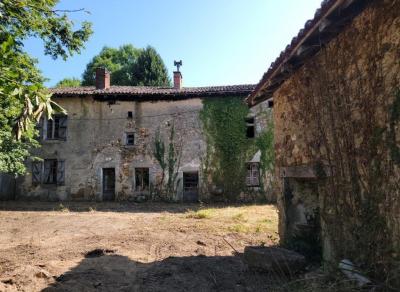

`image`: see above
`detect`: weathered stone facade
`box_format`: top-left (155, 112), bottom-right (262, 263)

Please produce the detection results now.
top-left (17, 86), bottom-right (271, 202)
top-left (249, 0), bottom-right (400, 273)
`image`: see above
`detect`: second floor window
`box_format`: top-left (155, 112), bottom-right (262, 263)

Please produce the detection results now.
top-left (246, 117), bottom-right (255, 138)
top-left (43, 115), bottom-right (68, 140)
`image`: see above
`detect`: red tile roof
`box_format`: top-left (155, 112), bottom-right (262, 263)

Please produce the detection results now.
top-left (51, 85), bottom-right (256, 100)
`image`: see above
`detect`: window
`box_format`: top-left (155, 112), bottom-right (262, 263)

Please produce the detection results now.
top-left (246, 117), bottom-right (255, 138)
top-left (127, 111), bottom-right (133, 118)
top-left (126, 133), bottom-right (135, 146)
top-left (45, 115), bottom-right (67, 140)
top-left (44, 159), bottom-right (58, 184)
top-left (246, 163), bottom-right (260, 187)
top-left (32, 159), bottom-right (65, 185)
top-left (135, 168), bottom-right (149, 191)
top-left (183, 172), bottom-right (199, 193)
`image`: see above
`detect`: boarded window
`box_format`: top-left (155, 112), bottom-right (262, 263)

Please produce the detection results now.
top-left (46, 115), bottom-right (67, 140)
top-left (246, 163), bottom-right (260, 187)
top-left (135, 168), bottom-right (149, 191)
top-left (32, 161), bottom-right (42, 185)
top-left (126, 133), bottom-right (135, 146)
top-left (246, 117), bottom-right (255, 138)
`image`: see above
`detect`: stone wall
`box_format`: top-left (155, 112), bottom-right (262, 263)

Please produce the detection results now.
top-left (17, 96), bottom-right (270, 202)
top-left (270, 0), bottom-right (400, 270)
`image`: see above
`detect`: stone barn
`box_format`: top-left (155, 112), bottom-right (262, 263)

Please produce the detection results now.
top-left (248, 0), bottom-right (399, 274)
top-left (15, 68), bottom-right (271, 202)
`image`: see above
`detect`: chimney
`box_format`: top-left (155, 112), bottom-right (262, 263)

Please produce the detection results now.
top-left (173, 60), bottom-right (183, 89)
top-left (95, 67), bottom-right (110, 90)
top-left (173, 71), bottom-right (182, 89)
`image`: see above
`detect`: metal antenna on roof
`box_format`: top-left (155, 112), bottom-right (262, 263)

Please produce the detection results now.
top-left (174, 60), bottom-right (182, 72)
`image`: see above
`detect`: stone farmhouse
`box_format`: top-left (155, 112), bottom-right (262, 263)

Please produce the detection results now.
top-left (14, 68), bottom-right (272, 202)
top-left (248, 0), bottom-right (399, 270)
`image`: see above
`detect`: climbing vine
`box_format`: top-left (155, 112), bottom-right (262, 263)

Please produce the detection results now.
top-left (152, 123), bottom-right (182, 200)
top-left (255, 118), bottom-right (274, 192)
top-left (200, 98), bottom-right (274, 201)
top-left (200, 98), bottom-right (250, 201)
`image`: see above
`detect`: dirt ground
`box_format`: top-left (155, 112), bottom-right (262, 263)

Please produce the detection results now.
top-left (0, 202), bottom-right (280, 291)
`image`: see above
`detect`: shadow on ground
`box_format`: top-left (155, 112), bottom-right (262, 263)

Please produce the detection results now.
top-left (41, 252), bottom-right (279, 292)
top-left (0, 201), bottom-right (269, 214)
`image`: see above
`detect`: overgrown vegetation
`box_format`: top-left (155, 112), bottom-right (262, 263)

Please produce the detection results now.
top-left (200, 97), bottom-right (274, 201)
top-left (152, 123), bottom-right (182, 200)
top-left (255, 119), bottom-right (274, 192)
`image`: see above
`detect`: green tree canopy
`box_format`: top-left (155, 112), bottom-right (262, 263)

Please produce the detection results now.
top-left (56, 77), bottom-right (81, 88)
top-left (82, 45), bottom-right (140, 86)
top-left (82, 45), bottom-right (171, 87)
top-left (0, 0), bottom-right (92, 174)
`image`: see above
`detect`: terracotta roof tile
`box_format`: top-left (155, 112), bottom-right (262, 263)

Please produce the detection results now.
top-left (51, 85), bottom-right (256, 99)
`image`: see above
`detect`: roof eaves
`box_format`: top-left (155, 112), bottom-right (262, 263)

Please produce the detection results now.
top-left (247, 0), bottom-right (371, 107)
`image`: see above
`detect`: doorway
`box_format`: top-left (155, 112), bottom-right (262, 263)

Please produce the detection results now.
top-left (102, 168), bottom-right (115, 201)
top-left (183, 172), bottom-right (199, 202)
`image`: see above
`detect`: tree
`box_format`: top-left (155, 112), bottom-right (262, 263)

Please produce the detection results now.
top-left (82, 45), bottom-right (140, 86)
top-left (131, 46), bottom-right (171, 87)
top-left (56, 77), bottom-right (81, 88)
top-left (82, 45), bottom-right (171, 87)
top-left (0, 0), bottom-right (92, 174)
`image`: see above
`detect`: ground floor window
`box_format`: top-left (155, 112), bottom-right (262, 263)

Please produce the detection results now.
top-left (32, 159), bottom-right (65, 185)
top-left (183, 172), bottom-right (199, 193)
top-left (135, 168), bottom-right (149, 191)
top-left (246, 162), bottom-right (260, 187)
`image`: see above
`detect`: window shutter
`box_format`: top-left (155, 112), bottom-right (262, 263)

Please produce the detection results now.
top-left (32, 162), bottom-right (42, 185)
top-left (59, 116), bottom-right (68, 140)
top-left (57, 160), bottom-right (65, 185)
top-left (43, 160), bottom-right (52, 183)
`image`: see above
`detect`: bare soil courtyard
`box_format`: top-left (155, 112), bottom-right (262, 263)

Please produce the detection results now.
top-left (0, 202), bottom-right (279, 291)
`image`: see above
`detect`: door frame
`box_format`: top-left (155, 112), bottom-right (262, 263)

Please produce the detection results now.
top-left (102, 167), bottom-right (115, 201)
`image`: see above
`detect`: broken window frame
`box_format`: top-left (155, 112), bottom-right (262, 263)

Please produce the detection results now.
top-left (246, 162), bottom-right (260, 187)
top-left (45, 115), bottom-right (68, 141)
top-left (135, 168), bottom-right (150, 192)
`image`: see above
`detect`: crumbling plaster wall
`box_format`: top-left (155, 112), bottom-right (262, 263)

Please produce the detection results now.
top-left (270, 1), bottom-right (400, 262)
top-left (17, 97), bottom-right (205, 201)
top-left (17, 96), bottom-right (267, 202)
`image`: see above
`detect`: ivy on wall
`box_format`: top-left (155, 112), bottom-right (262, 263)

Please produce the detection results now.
top-left (200, 98), bottom-right (249, 201)
top-left (152, 123), bottom-right (182, 200)
top-left (200, 98), bottom-right (274, 201)
top-left (255, 119), bottom-right (274, 191)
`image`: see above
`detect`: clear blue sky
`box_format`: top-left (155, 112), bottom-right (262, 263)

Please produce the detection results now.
top-left (25, 0), bottom-right (322, 87)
